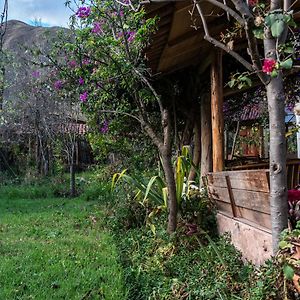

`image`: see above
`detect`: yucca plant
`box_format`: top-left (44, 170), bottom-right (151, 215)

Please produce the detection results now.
top-left (175, 146), bottom-right (201, 208)
top-left (112, 170), bottom-right (168, 234)
top-left (112, 169), bottom-right (167, 207)
top-left (111, 146), bottom-right (202, 234)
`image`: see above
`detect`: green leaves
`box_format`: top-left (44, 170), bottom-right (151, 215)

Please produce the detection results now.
top-left (265, 11), bottom-right (296, 38)
top-left (227, 73), bottom-right (252, 90)
top-left (279, 58), bottom-right (293, 70)
top-left (279, 240), bottom-right (292, 249)
top-left (283, 264), bottom-right (294, 280)
top-left (252, 28), bottom-right (264, 39)
top-left (265, 13), bottom-right (285, 38)
top-left (270, 69), bottom-right (278, 78)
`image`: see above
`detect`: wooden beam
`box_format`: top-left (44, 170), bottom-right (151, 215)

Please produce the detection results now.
top-left (211, 50), bottom-right (224, 172)
top-left (201, 93), bottom-right (212, 179)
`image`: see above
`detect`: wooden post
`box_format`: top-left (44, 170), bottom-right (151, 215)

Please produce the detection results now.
top-left (201, 93), bottom-right (212, 179)
top-left (225, 175), bottom-right (238, 218)
top-left (211, 50), bottom-right (224, 172)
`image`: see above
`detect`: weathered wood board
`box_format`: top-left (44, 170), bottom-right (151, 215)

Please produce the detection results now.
top-left (206, 169), bottom-right (271, 228)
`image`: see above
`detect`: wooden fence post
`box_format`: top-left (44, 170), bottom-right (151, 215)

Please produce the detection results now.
top-left (211, 50), bottom-right (224, 172)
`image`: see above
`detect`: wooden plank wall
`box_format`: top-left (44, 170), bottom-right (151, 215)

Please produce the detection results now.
top-left (206, 169), bottom-right (271, 229)
top-left (229, 159), bottom-right (300, 189)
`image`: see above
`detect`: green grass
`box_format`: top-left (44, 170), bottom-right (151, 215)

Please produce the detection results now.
top-left (0, 186), bottom-right (127, 300)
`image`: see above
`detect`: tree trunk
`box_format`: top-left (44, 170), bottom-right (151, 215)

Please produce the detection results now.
top-left (0, 65), bottom-right (5, 110)
top-left (211, 50), bottom-right (224, 172)
top-left (266, 75), bottom-right (288, 253)
top-left (201, 94), bottom-right (212, 182)
top-left (139, 104), bottom-right (177, 233)
top-left (70, 145), bottom-right (76, 197)
top-left (161, 151), bottom-right (177, 233)
top-left (188, 118), bottom-right (201, 181)
top-left (264, 17), bottom-right (289, 252)
top-left (181, 110), bottom-right (195, 148)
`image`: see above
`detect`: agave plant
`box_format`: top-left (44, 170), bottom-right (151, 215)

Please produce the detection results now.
top-left (111, 146), bottom-right (202, 234)
top-left (112, 169), bottom-right (168, 234)
top-left (112, 169), bottom-right (167, 207)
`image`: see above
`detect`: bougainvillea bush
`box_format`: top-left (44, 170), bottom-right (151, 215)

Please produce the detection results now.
top-left (56, 0), bottom-right (182, 232)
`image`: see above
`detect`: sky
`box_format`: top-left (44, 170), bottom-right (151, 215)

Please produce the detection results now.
top-left (4, 0), bottom-right (73, 27)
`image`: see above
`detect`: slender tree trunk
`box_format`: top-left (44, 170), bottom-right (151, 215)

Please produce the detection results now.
top-left (0, 65), bottom-right (5, 110)
top-left (181, 111), bottom-right (195, 148)
top-left (266, 75), bottom-right (288, 253)
top-left (70, 145), bottom-right (76, 197)
top-left (139, 101), bottom-right (177, 233)
top-left (201, 94), bottom-right (212, 182)
top-left (264, 21), bottom-right (289, 252)
top-left (211, 50), bottom-right (224, 172)
top-left (35, 135), bottom-right (41, 174)
top-left (161, 150), bottom-right (177, 233)
top-left (188, 118), bottom-right (201, 181)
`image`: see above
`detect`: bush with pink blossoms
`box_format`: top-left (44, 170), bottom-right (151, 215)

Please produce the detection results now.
top-left (76, 6), bottom-right (91, 19)
top-left (262, 58), bottom-right (277, 74)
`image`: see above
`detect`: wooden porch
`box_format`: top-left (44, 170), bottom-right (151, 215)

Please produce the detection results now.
top-left (143, 0), bottom-right (300, 264)
top-left (205, 160), bottom-right (300, 264)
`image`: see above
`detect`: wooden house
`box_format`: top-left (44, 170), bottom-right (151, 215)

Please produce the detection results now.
top-left (144, 0), bottom-right (300, 264)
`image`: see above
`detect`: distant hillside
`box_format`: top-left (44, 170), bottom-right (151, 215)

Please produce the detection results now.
top-left (3, 20), bottom-right (62, 51)
top-left (2, 20), bottom-right (66, 106)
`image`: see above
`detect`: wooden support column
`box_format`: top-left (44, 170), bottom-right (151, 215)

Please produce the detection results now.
top-left (211, 50), bottom-right (224, 172)
top-left (201, 93), bottom-right (212, 179)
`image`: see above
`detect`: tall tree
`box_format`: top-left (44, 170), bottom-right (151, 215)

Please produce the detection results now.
top-left (55, 0), bottom-right (178, 231)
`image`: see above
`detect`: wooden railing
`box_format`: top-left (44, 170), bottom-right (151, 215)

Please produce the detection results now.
top-left (227, 159), bottom-right (300, 190)
top-left (206, 169), bottom-right (271, 229)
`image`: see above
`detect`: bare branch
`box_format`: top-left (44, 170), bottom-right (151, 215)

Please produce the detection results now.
top-left (98, 109), bottom-right (142, 123)
top-left (133, 67), bottom-right (165, 117)
top-left (230, 0), bottom-right (269, 84)
top-left (195, 0), bottom-right (253, 71)
top-left (205, 0), bottom-right (245, 25)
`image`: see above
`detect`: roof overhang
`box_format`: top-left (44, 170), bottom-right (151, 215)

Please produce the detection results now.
top-left (144, 0), bottom-right (300, 76)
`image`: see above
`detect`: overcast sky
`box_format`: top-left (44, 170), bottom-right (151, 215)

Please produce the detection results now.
top-left (5, 0), bottom-right (73, 27)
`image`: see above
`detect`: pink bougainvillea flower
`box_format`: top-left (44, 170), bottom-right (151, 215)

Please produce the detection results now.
top-left (186, 223), bottom-right (198, 236)
top-left (91, 22), bottom-right (102, 34)
top-left (288, 189), bottom-right (300, 203)
top-left (82, 58), bottom-right (90, 65)
top-left (262, 58), bottom-right (277, 74)
top-left (54, 80), bottom-right (63, 90)
top-left (32, 70), bottom-right (40, 78)
top-left (127, 31), bottom-right (136, 42)
top-left (68, 60), bottom-right (77, 68)
top-left (100, 120), bottom-right (109, 134)
top-left (80, 91), bottom-right (88, 102)
top-left (76, 6), bottom-right (91, 19)
top-left (79, 77), bottom-right (84, 85)
top-left (248, 0), bottom-right (258, 6)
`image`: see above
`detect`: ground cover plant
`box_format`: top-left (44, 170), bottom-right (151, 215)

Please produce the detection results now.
top-left (0, 183), bottom-right (127, 300)
top-left (2, 171), bottom-right (300, 299)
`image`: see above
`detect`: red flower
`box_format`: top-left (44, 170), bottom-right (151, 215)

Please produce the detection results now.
top-left (262, 58), bottom-right (277, 74)
top-left (288, 189), bottom-right (300, 203)
top-left (248, 0), bottom-right (258, 6)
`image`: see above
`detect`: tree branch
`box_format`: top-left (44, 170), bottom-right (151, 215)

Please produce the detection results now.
top-left (133, 67), bottom-right (164, 117)
top-left (98, 109), bottom-right (142, 123)
top-left (195, 0), bottom-right (253, 71)
top-left (230, 0), bottom-right (269, 85)
top-left (204, 0), bottom-right (245, 25)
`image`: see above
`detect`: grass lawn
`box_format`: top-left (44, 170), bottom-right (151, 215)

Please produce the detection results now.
top-left (0, 186), bottom-right (127, 300)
